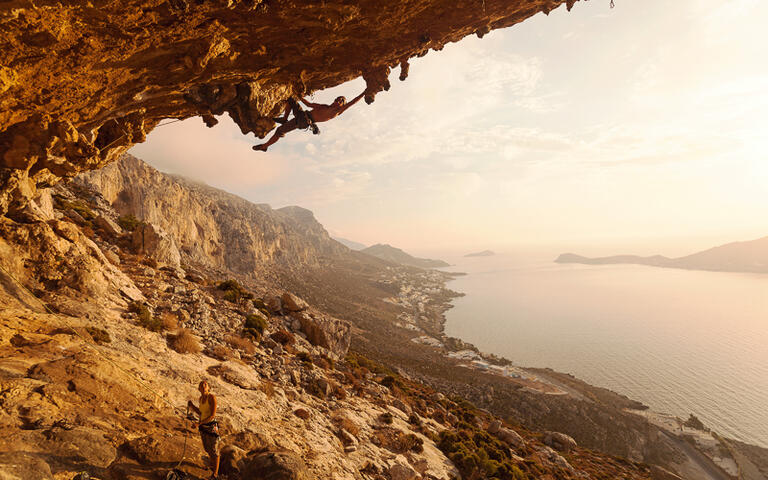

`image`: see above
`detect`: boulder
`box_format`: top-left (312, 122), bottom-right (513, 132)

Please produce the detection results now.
top-left (46, 427), bottom-right (117, 468)
top-left (124, 434), bottom-right (201, 465)
top-left (388, 458), bottom-right (419, 480)
top-left (543, 431), bottom-right (577, 453)
top-left (496, 427), bottom-right (526, 449)
top-left (104, 248), bottom-right (120, 265)
top-left (239, 451), bottom-right (315, 480)
top-left (0, 452), bottom-right (53, 479)
top-left (266, 296), bottom-right (283, 315)
top-left (281, 292), bottom-right (308, 312)
top-left (131, 223), bottom-right (181, 269)
top-left (537, 446), bottom-right (574, 472)
top-left (295, 313), bottom-right (351, 357)
top-left (219, 444), bottom-right (247, 476)
top-left (94, 214), bottom-right (122, 237)
top-left (487, 419), bottom-right (502, 434)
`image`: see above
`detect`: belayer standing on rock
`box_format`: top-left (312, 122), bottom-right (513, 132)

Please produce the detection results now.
top-left (252, 90), bottom-right (366, 152)
top-left (188, 380), bottom-right (220, 480)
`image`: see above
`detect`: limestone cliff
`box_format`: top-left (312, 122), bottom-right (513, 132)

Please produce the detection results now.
top-left (0, 0), bottom-right (584, 217)
top-left (75, 154), bottom-right (347, 276)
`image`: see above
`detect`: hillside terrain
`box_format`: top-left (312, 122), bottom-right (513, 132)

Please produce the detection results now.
top-left (3, 155), bottom-right (767, 479)
top-left (361, 244), bottom-right (450, 269)
top-left (0, 154), bottom-right (663, 480)
top-left (557, 236), bottom-right (768, 273)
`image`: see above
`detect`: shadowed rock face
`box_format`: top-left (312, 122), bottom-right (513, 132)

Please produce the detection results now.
top-left (0, 0), bottom-right (581, 216)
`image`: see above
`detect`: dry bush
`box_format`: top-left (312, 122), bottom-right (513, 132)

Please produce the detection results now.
top-left (270, 329), bottom-right (295, 346)
top-left (396, 432), bottom-right (424, 453)
top-left (168, 329), bottom-right (201, 354)
top-left (332, 413), bottom-right (360, 436)
top-left (224, 334), bottom-right (255, 354)
top-left (160, 311), bottom-right (179, 331)
top-left (259, 380), bottom-right (275, 398)
top-left (314, 355), bottom-right (332, 370)
top-left (332, 384), bottom-right (348, 401)
top-left (85, 327), bottom-right (111, 344)
top-left (209, 345), bottom-right (233, 361)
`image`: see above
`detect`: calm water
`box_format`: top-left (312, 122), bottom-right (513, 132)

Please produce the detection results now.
top-left (442, 253), bottom-right (768, 447)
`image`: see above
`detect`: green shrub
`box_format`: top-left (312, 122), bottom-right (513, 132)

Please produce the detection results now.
top-left (129, 301), bottom-right (164, 332)
top-left (244, 313), bottom-right (268, 339)
top-left (223, 289), bottom-right (240, 303)
top-left (218, 279), bottom-right (254, 303)
top-left (296, 351), bottom-right (313, 366)
top-left (117, 214), bottom-right (144, 231)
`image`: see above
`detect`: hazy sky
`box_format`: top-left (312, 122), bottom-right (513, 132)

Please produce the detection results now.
top-left (131, 0), bottom-right (768, 256)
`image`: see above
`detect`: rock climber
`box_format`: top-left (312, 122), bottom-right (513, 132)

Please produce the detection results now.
top-left (252, 91), bottom-right (366, 152)
top-left (188, 380), bottom-right (220, 479)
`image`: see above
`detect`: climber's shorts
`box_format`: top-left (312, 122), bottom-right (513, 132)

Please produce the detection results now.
top-left (200, 431), bottom-right (219, 457)
top-left (198, 422), bottom-right (220, 458)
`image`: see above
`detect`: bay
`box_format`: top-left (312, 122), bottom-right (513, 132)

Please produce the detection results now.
top-left (442, 252), bottom-right (768, 447)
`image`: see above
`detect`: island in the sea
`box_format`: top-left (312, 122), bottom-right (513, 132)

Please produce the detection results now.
top-left (465, 250), bottom-right (495, 257)
top-left (556, 235), bottom-right (768, 273)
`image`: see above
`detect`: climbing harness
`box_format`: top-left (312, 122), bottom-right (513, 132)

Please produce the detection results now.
top-left (0, 263), bottom-right (193, 475)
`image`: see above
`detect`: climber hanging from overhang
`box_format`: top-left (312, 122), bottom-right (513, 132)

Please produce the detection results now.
top-left (252, 89), bottom-right (366, 152)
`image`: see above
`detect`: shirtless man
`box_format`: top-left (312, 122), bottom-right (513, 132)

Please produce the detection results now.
top-left (188, 380), bottom-right (219, 479)
top-left (253, 91), bottom-right (365, 152)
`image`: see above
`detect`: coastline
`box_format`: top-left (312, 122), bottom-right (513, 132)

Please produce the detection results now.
top-left (386, 264), bottom-right (768, 476)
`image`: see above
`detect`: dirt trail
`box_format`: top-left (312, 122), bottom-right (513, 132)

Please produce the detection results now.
top-left (660, 431), bottom-right (733, 480)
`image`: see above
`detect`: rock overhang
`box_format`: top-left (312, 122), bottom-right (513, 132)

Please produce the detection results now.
top-left (0, 0), bottom-right (585, 217)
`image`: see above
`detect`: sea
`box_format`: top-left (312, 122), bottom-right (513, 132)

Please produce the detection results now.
top-left (440, 252), bottom-right (768, 448)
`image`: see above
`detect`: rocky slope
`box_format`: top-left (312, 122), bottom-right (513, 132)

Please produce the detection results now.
top-left (0, 186), bottom-right (656, 480)
top-left (0, 0), bottom-right (586, 217)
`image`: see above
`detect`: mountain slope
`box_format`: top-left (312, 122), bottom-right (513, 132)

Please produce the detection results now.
top-left (556, 236), bottom-right (768, 273)
top-left (361, 243), bottom-right (449, 268)
top-left (75, 155), bottom-right (347, 277)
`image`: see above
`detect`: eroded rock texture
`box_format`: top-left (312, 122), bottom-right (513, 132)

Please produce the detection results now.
top-left (0, 0), bottom-right (581, 216)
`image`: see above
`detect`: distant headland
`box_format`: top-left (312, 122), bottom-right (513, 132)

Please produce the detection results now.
top-left (556, 235), bottom-right (768, 274)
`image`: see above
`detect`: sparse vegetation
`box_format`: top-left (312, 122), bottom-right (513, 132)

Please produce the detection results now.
top-left (56, 197), bottom-right (96, 221)
top-left (331, 412), bottom-right (360, 436)
top-left (296, 350), bottom-right (313, 367)
top-left (218, 279), bottom-right (254, 303)
top-left (85, 327), bottom-right (111, 344)
top-left (397, 432), bottom-right (424, 453)
top-left (380, 411), bottom-right (394, 425)
top-left (167, 328), bottom-right (201, 354)
top-left (117, 214), bottom-right (144, 232)
top-left (270, 329), bottom-right (295, 346)
top-left (129, 302), bottom-right (162, 332)
top-left (252, 298), bottom-right (271, 317)
top-left (208, 344), bottom-right (233, 361)
top-left (160, 311), bottom-right (179, 331)
top-left (224, 333), bottom-right (256, 354)
top-left (244, 313), bottom-right (268, 339)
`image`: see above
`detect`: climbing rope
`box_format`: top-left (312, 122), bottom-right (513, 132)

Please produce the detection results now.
top-left (156, 118), bottom-right (184, 128)
top-left (0, 262), bottom-right (191, 467)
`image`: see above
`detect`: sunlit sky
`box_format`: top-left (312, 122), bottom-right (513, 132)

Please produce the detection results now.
top-left (131, 0), bottom-right (768, 257)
